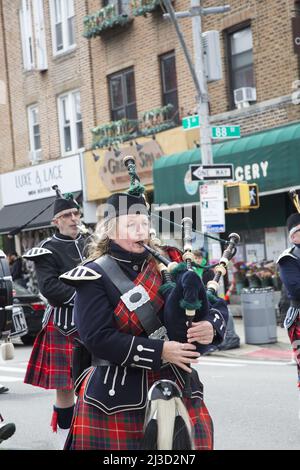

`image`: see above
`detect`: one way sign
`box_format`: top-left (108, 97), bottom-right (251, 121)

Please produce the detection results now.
top-left (190, 164), bottom-right (234, 181)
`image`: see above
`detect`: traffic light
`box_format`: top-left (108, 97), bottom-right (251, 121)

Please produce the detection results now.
top-left (248, 183), bottom-right (259, 208)
top-left (225, 182), bottom-right (259, 210)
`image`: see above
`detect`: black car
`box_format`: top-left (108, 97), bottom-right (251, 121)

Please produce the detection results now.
top-left (12, 283), bottom-right (45, 345)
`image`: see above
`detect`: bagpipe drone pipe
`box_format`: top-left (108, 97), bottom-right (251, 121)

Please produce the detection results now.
top-left (141, 226), bottom-right (240, 395)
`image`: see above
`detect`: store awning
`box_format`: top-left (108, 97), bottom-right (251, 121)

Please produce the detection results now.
top-left (0, 192), bottom-right (82, 235)
top-left (153, 122), bottom-right (300, 205)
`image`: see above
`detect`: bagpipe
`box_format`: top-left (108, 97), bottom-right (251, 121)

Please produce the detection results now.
top-left (122, 156), bottom-right (240, 449)
top-left (289, 188), bottom-right (300, 213)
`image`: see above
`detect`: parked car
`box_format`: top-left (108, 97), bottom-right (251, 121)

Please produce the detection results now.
top-left (11, 282), bottom-right (45, 345)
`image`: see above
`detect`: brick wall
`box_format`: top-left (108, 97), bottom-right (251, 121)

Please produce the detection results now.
top-left (0, 0), bottom-right (96, 173)
top-left (1, 0), bottom-right (300, 176)
top-left (0, 0), bottom-right (14, 173)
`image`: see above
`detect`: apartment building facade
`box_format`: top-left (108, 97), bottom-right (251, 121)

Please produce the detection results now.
top-left (0, 0), bottom-right (98, 253)
top-left (80, 0), bottom-right (300, 262)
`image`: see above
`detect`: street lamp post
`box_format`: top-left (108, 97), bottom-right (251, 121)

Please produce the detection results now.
top-left (162, 0), bottom-right (230, 165)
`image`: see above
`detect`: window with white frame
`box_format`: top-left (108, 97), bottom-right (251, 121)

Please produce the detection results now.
top-left (50, 0), bottom-right (76, 55)
top-left (58, 91), bottom-right (83, 156)
top-left (28, 105), bottom-right (41, 151)
top-left (19, 0), bottom-right (35, 70)
top-left (227, 25), bottom-right (255, 107)
top-left (19, 0), bottom-right (48, 71)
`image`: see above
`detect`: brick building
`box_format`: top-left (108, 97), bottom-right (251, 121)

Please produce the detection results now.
top-left (0, 0), bottom-right (98, 253)
top-left (0, 0), bottom-right (300, 263)
top-left (81, 0), bottom-right (300, 263)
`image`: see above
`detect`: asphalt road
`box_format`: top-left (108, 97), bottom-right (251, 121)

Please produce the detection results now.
top-left (1, 343), bottom-right (299, 450)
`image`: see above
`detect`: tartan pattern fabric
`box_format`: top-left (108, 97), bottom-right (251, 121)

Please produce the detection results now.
top-left (67, 367), bottom-right (213, 450)
top-left (287, 313), bottom-right (300, 388)
top-left (24, 314), bottom-right (78, 390)
top-left (114, 259), bottom-right (164, 334)
top-left (165, 246), bottom-right (183, 264)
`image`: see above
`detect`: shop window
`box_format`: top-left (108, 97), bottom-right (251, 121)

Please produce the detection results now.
top-left (226, 25), bottom-right (255, 108)
top-left (108, 68), bottom-right (137, 121)
top-left (50, 0), bottom-right (76, 55)
top-left (58, 90), bottom-right (84, 156)
top-left (160, 51), bottom-right (179, 124)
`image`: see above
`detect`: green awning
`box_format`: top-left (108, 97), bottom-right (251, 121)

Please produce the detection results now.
top-left (153, 122), bottom-right (300, 205)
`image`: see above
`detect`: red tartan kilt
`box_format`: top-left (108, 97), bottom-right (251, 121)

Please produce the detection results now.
top-left (24, 315), bottom-right (78, 390)
top-left (287, 314), bottom-right (300, 388)
top-left (66, 367), bottom-right (213, 450)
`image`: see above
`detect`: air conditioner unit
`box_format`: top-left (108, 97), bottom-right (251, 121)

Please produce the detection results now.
top-left (29, 149), bottom-right (42, 165)
top-left (234, 87), bottom-right (256, 107)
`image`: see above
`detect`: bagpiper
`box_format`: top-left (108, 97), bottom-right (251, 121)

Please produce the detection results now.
top-left (59, 156), bottom-right (231, 450)
top-left (23, 187), bottom-right (85, 448)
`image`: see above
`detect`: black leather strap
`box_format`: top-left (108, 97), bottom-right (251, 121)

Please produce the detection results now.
top-left (94, 255), bottom-right (164, 337)
top-left (293, 246), bottom-right (300, 260)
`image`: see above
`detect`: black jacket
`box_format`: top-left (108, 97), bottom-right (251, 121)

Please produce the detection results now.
top-left (24, 233), bottom-right (85, 335)
top-left (62, 242), bottom-right (229, 414)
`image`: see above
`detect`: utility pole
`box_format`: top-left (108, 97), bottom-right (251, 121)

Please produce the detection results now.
top-left (162, 0), bottom-right (230, 165)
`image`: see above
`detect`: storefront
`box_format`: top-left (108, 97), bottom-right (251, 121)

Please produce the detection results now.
top-left (0, 154), bottom-right (88, 254)
top-left (153, 121), bottom-right (300, 264)
top-left (83, 125), bottom-right (201, 213)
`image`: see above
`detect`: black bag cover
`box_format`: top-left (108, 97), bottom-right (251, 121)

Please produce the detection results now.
top-left (72, 337), bottom-right (92, 383)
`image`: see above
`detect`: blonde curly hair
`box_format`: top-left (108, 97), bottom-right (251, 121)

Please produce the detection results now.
top-left (85, 217), bottom-right (118, 261)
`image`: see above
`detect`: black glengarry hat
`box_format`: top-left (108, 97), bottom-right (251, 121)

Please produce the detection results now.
top-left (52, 186), bottom-right (79, 218)
top-left (103, 156), bottom-right (149, 220)
top-left (103, 192), bottom-right (148, 220)
top-left (287, 213), bottom-right (300, 235)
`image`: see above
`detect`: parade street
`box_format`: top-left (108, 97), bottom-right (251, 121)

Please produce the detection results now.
top-left (0, 343), bottom-right (299, 451)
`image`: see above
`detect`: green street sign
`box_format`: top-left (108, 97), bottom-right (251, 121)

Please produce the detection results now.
top-left (212, 125), bottom-right (241, 139)
top-left (182, 115), bottom-right (200, 130)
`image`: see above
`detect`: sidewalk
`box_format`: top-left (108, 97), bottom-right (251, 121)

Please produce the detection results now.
top-left (211, 317), bottom-right (293, 363)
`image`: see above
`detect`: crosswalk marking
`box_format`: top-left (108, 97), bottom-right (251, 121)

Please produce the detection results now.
top-left (0, 363), bottom-right (26, 384)
top-left (0, 375), bottom-right (23, 382)
top-left (197, 357), bottom-right (288, 366)
top-left (0, 366), bottom-right (26, 373)
top-left (196, 361), bottom-right (244, 367)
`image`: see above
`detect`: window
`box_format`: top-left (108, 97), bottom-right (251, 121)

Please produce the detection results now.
top-left (50, 0), bottom-right (75, 55)
top-left (108, 68), bottom-right (137, 121)
top-left (227, 26), bottom-right (255, 103)
top-left (19, 0), bottom-right (48, 71)
top-left (58, 91), bottom-right (83, 156)
top-left (102, 0), bottom-right (129, 16)
top-left (19, 0), bottom-right (35, 70)
top-left (32, 0), bottom-right (48, 70)
top-left (28, 105), bottom-right (41, 151)
top-left (160, 52), bottom-right (179, 123)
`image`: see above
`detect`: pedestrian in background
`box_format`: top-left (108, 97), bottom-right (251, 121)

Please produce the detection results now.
top-left (193, 249), bottom-right (214, 287)
top-left (7, 252), bottom-right (27, 287)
